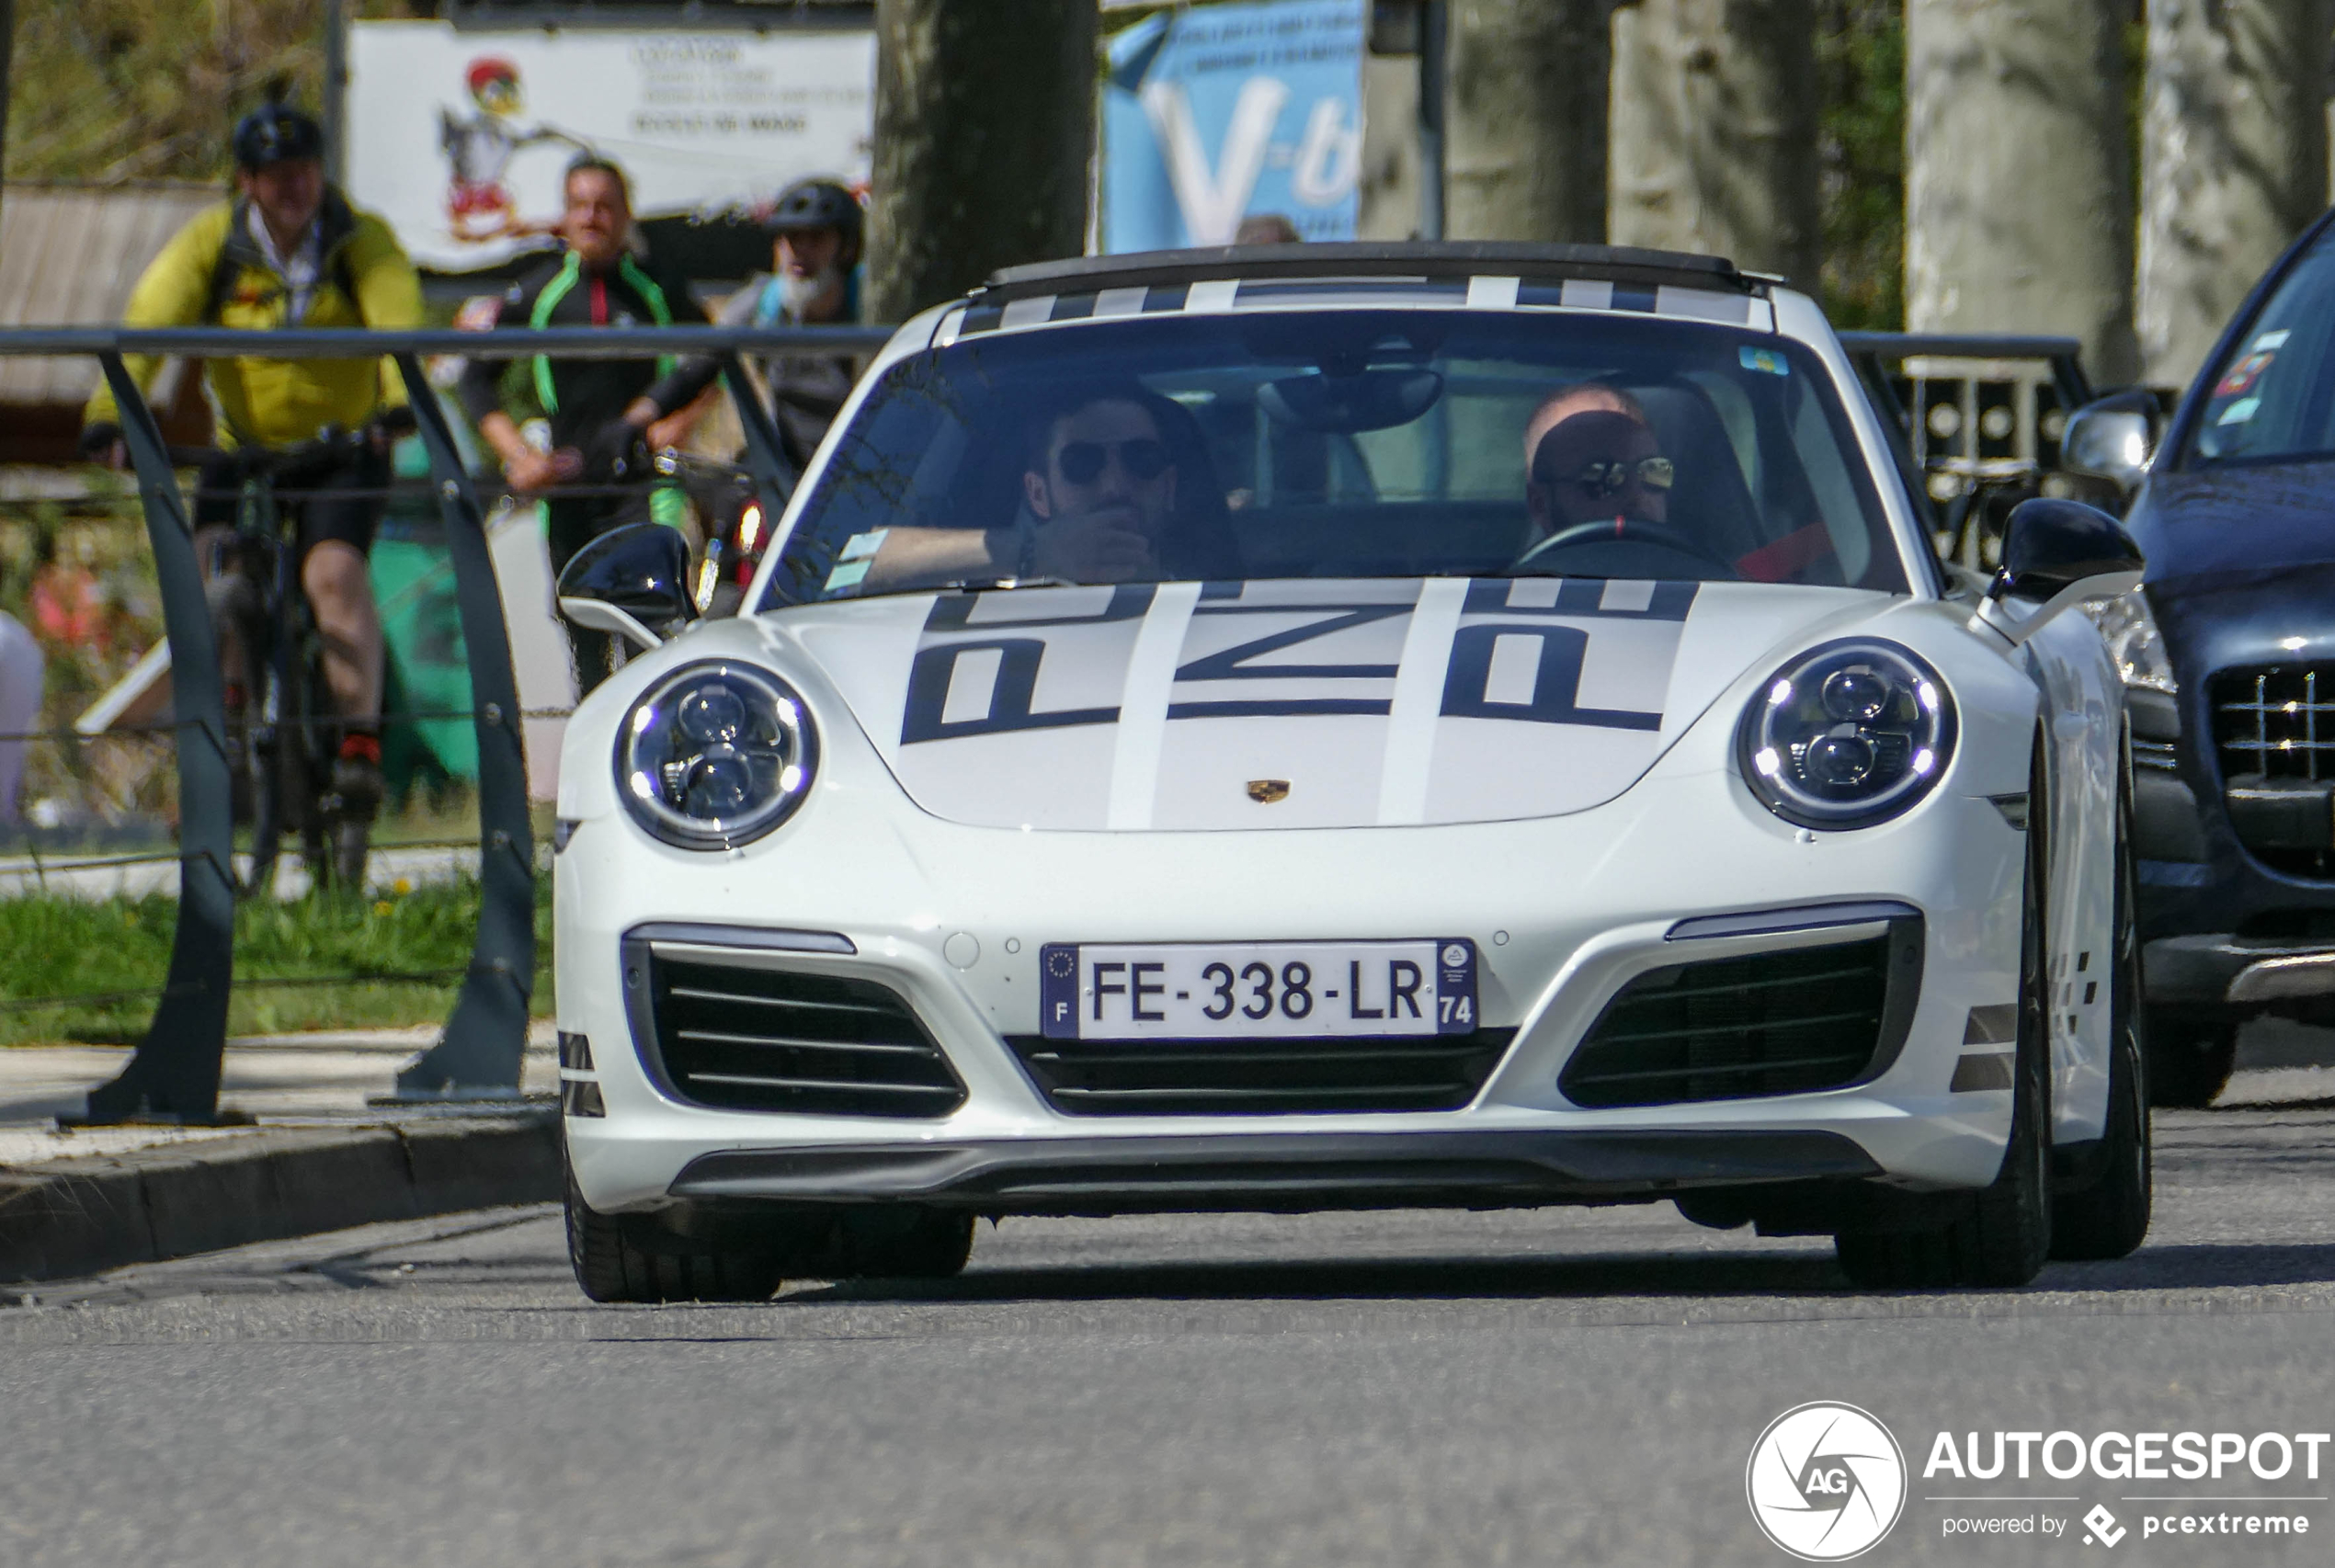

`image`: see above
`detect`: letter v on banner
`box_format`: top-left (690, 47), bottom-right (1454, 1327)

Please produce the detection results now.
top-left (1141, 77), bottom-right (1289, 245)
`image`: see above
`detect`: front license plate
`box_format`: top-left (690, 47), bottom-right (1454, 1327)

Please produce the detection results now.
top-left (1039, 940), bottom-right (1477, 1040)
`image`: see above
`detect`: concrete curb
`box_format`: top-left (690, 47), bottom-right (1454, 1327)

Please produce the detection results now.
top-left (0, 1114), bottom-right (562, 1283)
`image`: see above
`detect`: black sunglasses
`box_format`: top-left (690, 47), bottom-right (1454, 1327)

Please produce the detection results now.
top-left (1555, 456), bottom-right (1675, 497)
top-left (1056, 438), bottom-right (1172, 484)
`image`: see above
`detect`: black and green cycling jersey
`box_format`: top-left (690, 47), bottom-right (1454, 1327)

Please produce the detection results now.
top-left (454, 247), bottom-right (716, 451)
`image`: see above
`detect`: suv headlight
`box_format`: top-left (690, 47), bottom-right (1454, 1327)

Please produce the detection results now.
top-left (2079, 587), bottom-right (2176, 693)
top-left (615, 661), bottom-right (817, 849)
top-left (1737, 639), bottom-right (1956, 830)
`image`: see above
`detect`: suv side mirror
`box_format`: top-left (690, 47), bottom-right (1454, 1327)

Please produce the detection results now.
top-left (2061, 390), bottom-right (2157, 490)
top-left (555, 523), bottom-right (698, 652)
top-left (1973, 497), bottom-right (2146, 647)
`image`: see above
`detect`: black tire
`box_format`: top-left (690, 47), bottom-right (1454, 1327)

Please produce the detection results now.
top-left (1837, 750), bottom-right (2054, 1290)
top-left (836, 1208), bottom-right (975, 1279)
top-left (2144, 1005), bottom-right (2238, 1108)
top-left (329, 816), bottom-right (370, 892)
top-left (565, 1176), bottom-right (783, 1304)
top-left (2051, 765), bottom-right (2153, 1259)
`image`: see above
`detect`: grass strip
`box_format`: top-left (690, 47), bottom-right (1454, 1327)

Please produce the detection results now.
top-left (0, 877), bottom-right (553, 1045)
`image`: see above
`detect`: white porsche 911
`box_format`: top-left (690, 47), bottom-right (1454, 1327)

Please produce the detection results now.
top-left (550, 243), bottom-right (2153, 1301)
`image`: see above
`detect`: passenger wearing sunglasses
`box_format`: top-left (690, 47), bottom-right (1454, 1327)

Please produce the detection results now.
top-left (860, 391), bottom-right (1183, 590)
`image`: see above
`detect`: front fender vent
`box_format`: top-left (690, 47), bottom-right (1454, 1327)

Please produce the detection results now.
top-left (1559, 919), bottom-right (1922, 1108)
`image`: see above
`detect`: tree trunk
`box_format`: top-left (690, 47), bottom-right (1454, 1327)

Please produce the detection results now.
top-left (1609, 0), bottom-right (1821, 282)
top-left (1904, 0), bottom-right (2138, 384)
top-left (2135, 0), bottom-right (2333, 389)
top-left (1444, 0), bottom-right (1609, 243)
top-left (868, 0), bottom-right (1097, 324)
top-left (0, 0), bottom-right (14, 208)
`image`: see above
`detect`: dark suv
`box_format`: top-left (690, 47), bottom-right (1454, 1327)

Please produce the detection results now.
top-left (2064, 209), bottom-right (2335, 1105)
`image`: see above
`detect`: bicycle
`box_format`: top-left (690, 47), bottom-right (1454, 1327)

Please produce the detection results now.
top-left (178, 427), bottom-right (388, 897)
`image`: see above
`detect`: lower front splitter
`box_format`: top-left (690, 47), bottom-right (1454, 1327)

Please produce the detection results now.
top-left (666, 1127), bottom-right (1884, 1215)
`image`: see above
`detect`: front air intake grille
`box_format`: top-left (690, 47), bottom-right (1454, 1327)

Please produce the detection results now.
top-left (1004, 1029), bottom-right (1515, 1116)
top-left (644, 956), bottom-right (966, 1118)
top-left (1559, 924), bottom-right (1920, 1108)
top-left (2215, 665), bottom-right (2335, 783)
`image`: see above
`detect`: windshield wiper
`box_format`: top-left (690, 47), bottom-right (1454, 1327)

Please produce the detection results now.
top-left (937, 575), bottom-right (1082, 592)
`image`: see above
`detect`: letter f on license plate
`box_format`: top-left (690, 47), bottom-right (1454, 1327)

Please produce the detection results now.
top-left (1038, 940), bottom-right (1477, 1040)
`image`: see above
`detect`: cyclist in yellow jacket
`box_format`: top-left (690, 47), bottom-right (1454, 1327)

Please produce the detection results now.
top-left (81, 106), bottom-right (422, 817)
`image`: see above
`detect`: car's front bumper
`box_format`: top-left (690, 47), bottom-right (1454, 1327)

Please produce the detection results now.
top-left (556, 761), bottom-right (2041, 1219)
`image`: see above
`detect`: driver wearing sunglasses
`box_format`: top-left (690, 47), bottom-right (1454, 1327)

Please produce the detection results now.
top-left (1521, 383), bottom-right (1674, 539)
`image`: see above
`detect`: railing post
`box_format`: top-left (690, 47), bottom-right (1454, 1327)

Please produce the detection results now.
top-left (79, 353), bottom-right (235, 1124)
top-left (718, 350), bottom-right (799, 564)
top-left (385, 356), bottom-right (534, 1097)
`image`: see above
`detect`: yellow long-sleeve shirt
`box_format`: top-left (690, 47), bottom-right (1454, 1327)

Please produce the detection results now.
top-left (84, 188), bottom-right (423, 448)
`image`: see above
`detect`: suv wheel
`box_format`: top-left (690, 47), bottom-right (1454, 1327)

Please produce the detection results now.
top-left (2143, 1006), bottom-right (2238, 1108)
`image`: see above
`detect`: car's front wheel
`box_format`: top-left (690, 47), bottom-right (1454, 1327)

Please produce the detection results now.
top-left (565, 1176), bottom-right (785, 1304)
top-left (2051, 767), bottom-right (2152, 1259)
top-left (1835, 755), bottom-right (2054, 1290)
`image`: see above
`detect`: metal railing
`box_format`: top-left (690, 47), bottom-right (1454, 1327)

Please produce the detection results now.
top-left (0, 322), bottom-right (893, 1124)
top-left (1838, 332), bottom-right (2097, 570)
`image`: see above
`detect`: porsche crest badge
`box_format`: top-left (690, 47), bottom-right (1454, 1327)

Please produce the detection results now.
top-left (1246, 779), bottom-right (1291, 803)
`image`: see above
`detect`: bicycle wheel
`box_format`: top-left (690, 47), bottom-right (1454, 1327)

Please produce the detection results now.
top-left (295, 630), bottom-right (371, 894)
top-left (211, 573), bottom-right (282, 900)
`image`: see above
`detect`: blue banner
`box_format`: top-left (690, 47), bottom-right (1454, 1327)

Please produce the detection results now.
top-left (1101, 0), bottom-right (1367, 253)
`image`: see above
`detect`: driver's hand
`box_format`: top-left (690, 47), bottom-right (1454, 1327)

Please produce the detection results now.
top-left (1029, 514), bottom-right (1156, 583)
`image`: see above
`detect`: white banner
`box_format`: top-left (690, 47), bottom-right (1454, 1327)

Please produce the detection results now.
top-left (346, 21), bottom-right (874, 272)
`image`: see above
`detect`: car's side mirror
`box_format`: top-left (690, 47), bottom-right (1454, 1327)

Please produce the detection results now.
top-left (2060, 390), bottom-right (2158, 491)
top-left (555, 522), bottom-right (698, 653)
top-left (1972, 497), bottom-right (2146, 647)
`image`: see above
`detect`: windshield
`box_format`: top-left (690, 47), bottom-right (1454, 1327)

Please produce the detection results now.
top-left (763, 308), bottom-right (1904, 607)
top-left (2190, 225), bottom-right (2335, 467)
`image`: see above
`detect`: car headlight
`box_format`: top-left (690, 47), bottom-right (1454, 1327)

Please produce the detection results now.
top-left (1737, 639), bottom-right (1956, 830)
top-left (615, 661), bottom-right (817, 849)
top-left (2079, 587), bottom-right (2176, 693)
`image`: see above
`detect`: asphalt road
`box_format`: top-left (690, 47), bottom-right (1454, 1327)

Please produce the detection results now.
top-left (6, 1096), bottom-right (2335, 1567)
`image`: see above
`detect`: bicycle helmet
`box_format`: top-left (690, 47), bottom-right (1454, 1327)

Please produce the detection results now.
top-left (234, 105), bottom-right (325, 171)
top-left (767, 178), bottom-right (864, 255)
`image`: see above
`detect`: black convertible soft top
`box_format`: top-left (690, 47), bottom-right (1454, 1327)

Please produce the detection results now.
top-left (978, 241), bottom-right (1760, 303)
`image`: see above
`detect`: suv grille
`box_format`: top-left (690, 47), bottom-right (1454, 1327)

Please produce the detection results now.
top-left (1559, 926), bottom-right (1918, 1108)
top-left (1004, 1029), bottom-right (1515, 1116)
top-left (644, 956), bottom-right (965, 1117)
top-left (2215, 665), bottom-right (2335, 781)
top-left (2213, 665), bottom-right (2335, 877)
